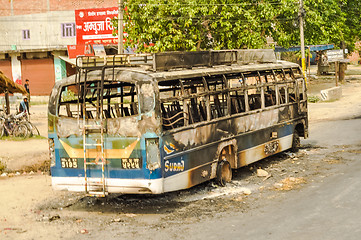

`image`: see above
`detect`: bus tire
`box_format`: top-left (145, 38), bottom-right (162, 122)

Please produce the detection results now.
top-left (291, 131), bottom-right (300, 152)
top-left (216, 160), bottom-right (232, 186)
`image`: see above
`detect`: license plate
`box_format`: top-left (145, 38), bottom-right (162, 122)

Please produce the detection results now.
top-left (61, 158), bottom-right (78, 168)
top-left (121, 158), bottom-right (141, 169)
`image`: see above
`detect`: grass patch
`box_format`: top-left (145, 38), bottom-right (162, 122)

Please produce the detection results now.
top-left (322, 99), bottom-right (338, 103)
top-left (23, 160), bottom-right (50, 173)
top-left (30, 101), bottom-right (48, 106)
top-left (31, 135), bottom-right (47, 139)
top-left (0, 160), bottom-right (6, 173)
top-left (345, 69), bottom-right (361, 75)
top-left (307, 95), bottom-right (321, 103)
top-left (0, 135), bottom-right (46, 141)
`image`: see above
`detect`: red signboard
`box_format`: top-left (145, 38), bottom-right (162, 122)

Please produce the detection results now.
top-left (67, 45), bottom-right (94, 59)
top-left (75, 7), bottom-right (119, 45)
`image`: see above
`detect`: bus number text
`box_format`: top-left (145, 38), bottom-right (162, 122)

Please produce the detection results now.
top-left (61, 158), bottom-right (78, 168)
top-left (122, 158), bottom-right (140, 169)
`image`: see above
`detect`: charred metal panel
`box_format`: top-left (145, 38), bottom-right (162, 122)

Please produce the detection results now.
top-left (56, 117), bottom-right (82, 138)
top-left (48, 113), bottom-right (56, 133)
top-left (107, 111), bottom-right (161, 137)
top-left (188, 163), bottom-right (213, 188)
top-left (153, 50), bottom-right (237, 71)
top-left (237, 134), bottom-right (293, 167)
top-left (107, 117), bottom-right (142, 137)
top-left (237, 49), bottom-right (277, 64)
top-left (278, 105), bottom-right (291, 122)
top-left (56, 111), bottom-right (161, 139)
top-left (233, 109), bottom-right (279, 133)
top-left (154, 51), bottom-right (211, 71)
top-left (211, 50), bottom-right (237, 66)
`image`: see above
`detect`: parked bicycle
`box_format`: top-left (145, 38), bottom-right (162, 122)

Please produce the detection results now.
top-left (0, 112), bottom-right (29, 138)
top-left (19, 112), bottom-right (40, 137)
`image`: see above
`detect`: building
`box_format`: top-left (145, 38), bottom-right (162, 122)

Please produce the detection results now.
top-left (0, 0), bottom-right (117, 95)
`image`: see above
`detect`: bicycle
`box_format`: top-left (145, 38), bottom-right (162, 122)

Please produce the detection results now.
top-left (0, 113), bottom-right (29, 138)
top-left (17, 112), bottom-right (40, 137)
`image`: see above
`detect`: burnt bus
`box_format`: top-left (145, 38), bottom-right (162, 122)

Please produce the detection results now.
top-left (48, 50), bottom-right (308, 196)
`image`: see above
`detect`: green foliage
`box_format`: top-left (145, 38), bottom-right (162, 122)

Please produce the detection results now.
top-left (61, 89), bottom-right (77, 102)
top-left (0, 160), bottom-right (6, 173)
top-left (308, 95), bottom-right (320, 103)
top-left (111, 0), bottom-right (361, 53)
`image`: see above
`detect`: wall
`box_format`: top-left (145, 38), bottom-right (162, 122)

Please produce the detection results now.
top-left (0, 0), bottom-right (117, 16)
top-left (0, 60), bottom-right (12, 79)
top-left (21, 58), bottom-right (55, 96)
top-left (0, 11), bottom-right (76, 52)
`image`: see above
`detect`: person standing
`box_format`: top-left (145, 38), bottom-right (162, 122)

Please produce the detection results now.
top-left (24, 79), bottom-right (30, 101)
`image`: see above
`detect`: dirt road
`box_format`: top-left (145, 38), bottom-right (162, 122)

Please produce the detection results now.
top-left (0, 104), bottom-right (48, 172)
top-left (1, 72), bottom-right (361, 239)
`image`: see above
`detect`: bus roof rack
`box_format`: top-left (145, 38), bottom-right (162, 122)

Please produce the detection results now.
top-left (75, 49), bottom-right (276, 72)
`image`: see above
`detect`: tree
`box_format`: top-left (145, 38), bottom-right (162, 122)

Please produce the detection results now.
top-left (112, 0), bottom-right (360, 53)
top-left (341, 0), bottom-right (361, 52)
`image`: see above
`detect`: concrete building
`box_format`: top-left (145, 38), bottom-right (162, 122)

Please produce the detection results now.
top-left (0, 0), bottom-right (117, 95)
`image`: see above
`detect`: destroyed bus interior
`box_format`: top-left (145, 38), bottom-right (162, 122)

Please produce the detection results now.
top-left (58, 80), bottom-right (139, 120)
top-left (159, 67), bottom-right (304, 131)
top-left (48, 50), bottom-right (308, 197)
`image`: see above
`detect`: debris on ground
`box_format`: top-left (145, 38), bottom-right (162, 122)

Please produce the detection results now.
top-left (257, 169), bottom-right (268, 177)
top-left (49, 215), bottom-right (60, 222)
top-left (125, 213), bottom-right (137, 218)
top-left (274, 177), bottom-right (306, 191)
top-left (323, 158), bottom-right (342, 164)
top-left (285, 152), bottom-right (296, 158)
top-left (242, 188), bottom-right (252, 195)
top-left (231, 196), bottom-right (243, 202)
top-left (112, 218), bottom-right (124, 222)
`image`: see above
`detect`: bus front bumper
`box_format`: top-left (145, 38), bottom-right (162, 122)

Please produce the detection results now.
top-left (52, 177), bottom-right (164, 194)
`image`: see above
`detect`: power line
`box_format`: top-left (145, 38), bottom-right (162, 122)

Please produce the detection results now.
top-left (0, 2), bottom-right (298, 10)
top-left (0, 15), bottom-right (297, 22)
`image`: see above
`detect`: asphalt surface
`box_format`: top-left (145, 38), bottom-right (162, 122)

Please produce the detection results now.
top-left (182, 117), bottom-right (361, 240)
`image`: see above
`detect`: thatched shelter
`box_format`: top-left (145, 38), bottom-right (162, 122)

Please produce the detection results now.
top-left (0, 71), bottom-right (27, 114)
top-left (0, 71), bottom-right (27, 94)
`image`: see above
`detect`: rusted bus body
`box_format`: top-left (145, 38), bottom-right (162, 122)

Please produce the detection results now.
top-left (48, 59), bottom-right (308, 194)
top-left (155, 62), bottom-right (307, 191)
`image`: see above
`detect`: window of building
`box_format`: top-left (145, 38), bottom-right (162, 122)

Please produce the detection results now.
top-left (22, 30), bottom-right (30, 40)
top-left (61, 23), bottom-right (76, 38)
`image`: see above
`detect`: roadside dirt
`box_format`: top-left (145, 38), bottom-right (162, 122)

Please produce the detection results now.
top-left (0, 104), bottom-right (48, 172)
top-left (1, 66), bottom-right (361, 240)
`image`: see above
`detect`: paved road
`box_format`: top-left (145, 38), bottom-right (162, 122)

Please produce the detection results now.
top-left (183, 118), bottom-right (361, 240)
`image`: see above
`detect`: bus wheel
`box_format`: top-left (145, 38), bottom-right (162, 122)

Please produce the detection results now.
top-left (291, 131), bottom-right (300, 152)
top-left (216, 160), bottom-right (232, 186)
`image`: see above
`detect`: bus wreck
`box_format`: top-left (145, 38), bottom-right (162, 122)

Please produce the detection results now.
top-left (48, 50), bottom-right (308, 196)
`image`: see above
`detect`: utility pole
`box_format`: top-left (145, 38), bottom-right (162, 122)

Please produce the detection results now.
top-left (118, 0), bottom-right (124, 54)
top-left (299, 0), bottom-right (307, 84)
top-left (10, 0), bottom-right (13, 16)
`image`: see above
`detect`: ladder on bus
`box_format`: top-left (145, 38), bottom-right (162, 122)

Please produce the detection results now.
top-left (75, 61), bottom-right (108, 197)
